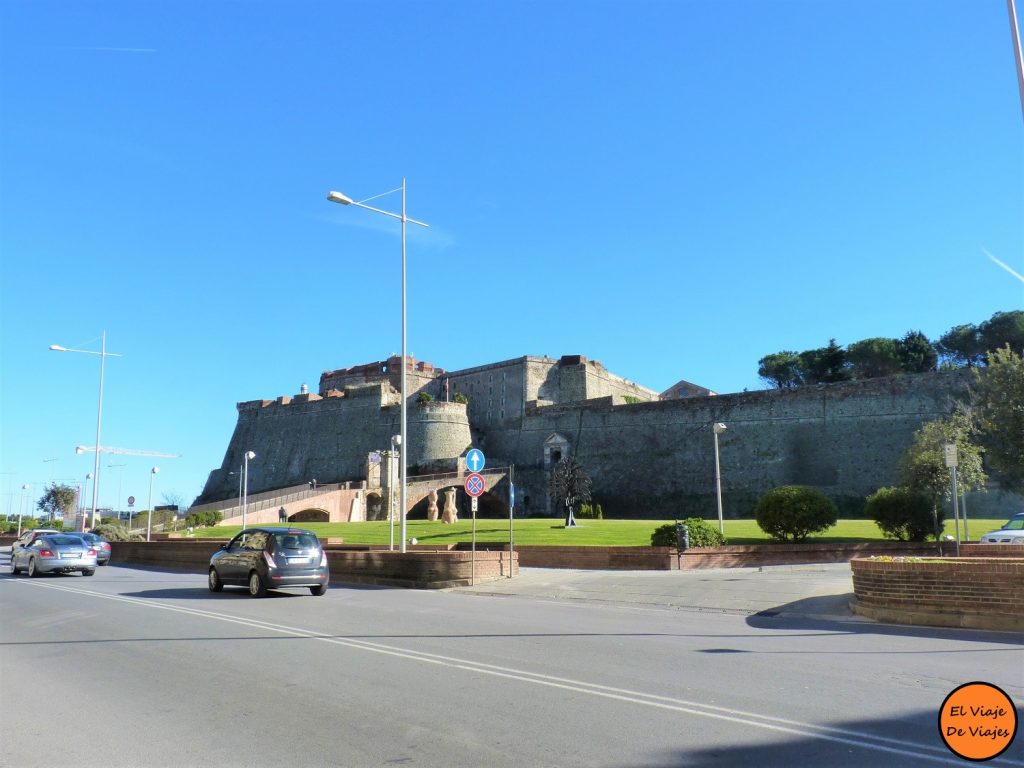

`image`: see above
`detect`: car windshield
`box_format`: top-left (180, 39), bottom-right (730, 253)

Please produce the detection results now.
top-left (81, 533), bottom-right (103, 543)
top-left (1001, 516), bottom-right (1024, 531)
top-left (273, 533), bottom-right (319, 550)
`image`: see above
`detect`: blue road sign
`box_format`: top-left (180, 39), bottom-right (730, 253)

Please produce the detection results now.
top-left (465, 473), bottom-right (485, 497)
top-left (466, 448), bottom-right (486, 473)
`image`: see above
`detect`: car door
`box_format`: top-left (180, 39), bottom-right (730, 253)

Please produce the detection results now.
top-left (215, 533), bottom-right (247, 584)
top-left (12, 533), bottom-right (32, 567)
top-left (239, 531), bottom-right (269, 577)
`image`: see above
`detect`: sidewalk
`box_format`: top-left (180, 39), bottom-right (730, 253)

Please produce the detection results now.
top-left (451, 563), bottom-right (858, 619)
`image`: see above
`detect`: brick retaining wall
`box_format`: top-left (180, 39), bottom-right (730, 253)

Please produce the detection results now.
top-left (513, 541), bottom-right (959, 570)
top-left (108, 540), bottom-right (516, 589)
top-left (851, 557), bottom-right (1024, 631)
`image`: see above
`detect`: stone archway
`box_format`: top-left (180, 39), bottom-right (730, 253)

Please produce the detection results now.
top-left (365, 492), bottom-right (384, 521)
top-left (289, 508), bottom-right (329, 523)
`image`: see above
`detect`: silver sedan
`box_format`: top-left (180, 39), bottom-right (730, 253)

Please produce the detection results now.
top-left (11, 534), bottom-right (98, 577)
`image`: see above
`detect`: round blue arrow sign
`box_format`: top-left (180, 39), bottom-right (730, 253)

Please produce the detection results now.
top-left (466, 448), bottom-right (486, 473)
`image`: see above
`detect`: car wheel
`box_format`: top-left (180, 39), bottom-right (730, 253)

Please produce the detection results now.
top-left (208, 568), bottom-right (223, 593)
top-left (82, 569), bottom-right (95, 577)
top-left (248, 571), bottom-right (266, 598)
top-left (310, 584), bottom-right (327, 596)
top-left (10, 556), bottom-right (20, 575)
top-left (27, 558), bottom-right (39, 578)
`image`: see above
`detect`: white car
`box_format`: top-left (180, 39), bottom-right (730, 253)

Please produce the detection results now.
top-left (979, 513), bottom-right (1024, 544)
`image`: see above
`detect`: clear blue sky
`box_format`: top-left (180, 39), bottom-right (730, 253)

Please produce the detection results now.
top-left (1, 1), bottom-right (1021, 514)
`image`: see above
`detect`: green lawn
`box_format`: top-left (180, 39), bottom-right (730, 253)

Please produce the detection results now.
top-left (184, 517), bottom-right (1004, 547)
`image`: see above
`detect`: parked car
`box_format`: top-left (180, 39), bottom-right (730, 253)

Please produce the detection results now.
top-left (11, 534), bottom-right (98, 577)
top-left (208, 527), bottom-right (329, 597)
top-left (979, 513), bottom-right (1024, 544)
top-left (76, 532), bottom-right (112, 565)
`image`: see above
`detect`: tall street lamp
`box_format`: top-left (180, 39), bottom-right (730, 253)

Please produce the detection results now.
top-left (242, 451), bottom-right (256, 529)
top-left (18, 484), bottom-right (29, 537)
top-left (327, 181), bottom-right (429, 553)
top-left (389, 434), bottom-right (401, 552)
top-left (713, 422), bottom-right (727, 535)
top-left (82, 473), bottom-right (93, 531)
top-left (50, 332), bottom-right (121, 529)
top-left (108, 463), bottom-right (127, 521)
top-left (146, 467), bottom-right (160, 542)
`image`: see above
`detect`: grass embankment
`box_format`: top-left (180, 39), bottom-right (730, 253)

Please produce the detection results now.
top-left (185, 518), bottom-right (1003, 547)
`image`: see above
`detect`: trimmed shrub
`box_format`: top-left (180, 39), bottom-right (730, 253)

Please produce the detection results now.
top-left (453, 393), bottom-right (468, 404)
top-left (92, 523), bottom-right (142, 542)
top-left (651, 518), bottom-right (726, 548)
top-left (184, 510), bottom-right (223, 529)
top-left (417, 391), bottom-right (434, 403)
top-left (576, 503), bottom-right (604, 520)
top-left (865, 486), bottom-right (941, 541)
top-left (754, 486), bottom-right (838, 542)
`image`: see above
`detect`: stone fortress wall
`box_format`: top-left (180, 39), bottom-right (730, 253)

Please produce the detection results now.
top-left (197, 355), bottom-right (1012, 519)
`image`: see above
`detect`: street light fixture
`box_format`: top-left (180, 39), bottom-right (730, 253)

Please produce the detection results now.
top-left (108, 463), bottom-right (127, 521)
top-left (242, 451), bottom-right (256, 529)
top-left (18, 484), bottom-right (28, 537)
top-left (146, 467), bottom-right (160, 542)
top-left (328, 181), bottom-right (429, 554)
top-left (50, 332), bottom-right (121, 529)
top-left (712, 423), bottom-right (727, 535)
top-left (82, 473), bottom-right (93, 530)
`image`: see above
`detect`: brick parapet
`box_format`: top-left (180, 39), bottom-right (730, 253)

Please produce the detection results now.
top-left (106, 540), bottom-right (516, 588)
top-left (850, 556), bottom-right (1024, 630)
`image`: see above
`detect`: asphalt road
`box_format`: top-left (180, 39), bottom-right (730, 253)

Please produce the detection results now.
top-left (2, 559), bottom-right (1022, 768)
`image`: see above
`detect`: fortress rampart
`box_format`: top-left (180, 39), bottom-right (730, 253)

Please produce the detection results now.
top-left (198, 357), bottom-right (1005, 519)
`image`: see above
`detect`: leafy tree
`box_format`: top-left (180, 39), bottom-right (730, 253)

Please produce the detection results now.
top-left (416, 391), bottom-right (434, 403)
top-left (36, 483), bottom-right (78, 524)
top-left (758, 351), bottom-right (804, 388)
top-left (973, 345), bottom-right (1024, 493)
top-left (453, 392), bottom-right (468, 404)
top-left (847, 337), bottom-right (903, 379)
top-left (754, 485), bottom-right (838, 542)
top-left (898, 330), bottom-right (937, 373)
top-left (900, 412), bottom-right (985, 528)
top-left (548, 456), bottom-right (592, 527)
top-left (978, 310), bottom-right (1024, 357)
top-left (936, 323), bottom-right (983, 368)
top-left (865, 486), bottom-right (937, 541)
top-left (799, 339), bottom-right (850, 384)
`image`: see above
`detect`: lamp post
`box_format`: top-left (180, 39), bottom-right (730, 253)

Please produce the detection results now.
top-left (242, 451), bottom-right (256, 529)
top-left (713, 422), bottom-right (727, 535)
top-left (389, 435), bottom-right (401, 552)
top-left (82, 473), bottom-right (93, 529)
top-left (108, 463), bottom-right (127, 522)
top-left (146, 467), bottom-right (160, 542)
top-left (17, 484), bottom-right (28, 537)
top-left (50, 332), bottom-right (121, 529)
top-left (328, 181), bottom-right (429, 553)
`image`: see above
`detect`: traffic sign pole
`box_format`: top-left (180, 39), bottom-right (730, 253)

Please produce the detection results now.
top-left (508, 465), bottom-right (515, 579)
